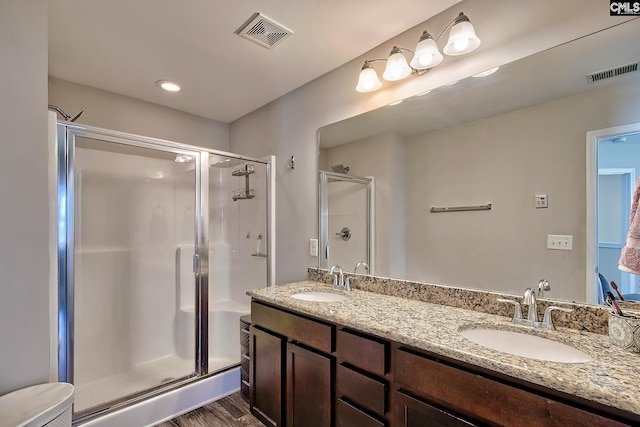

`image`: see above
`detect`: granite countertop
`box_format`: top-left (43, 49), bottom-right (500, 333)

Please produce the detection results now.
top-left (248, 281), bottom-right (640, 417)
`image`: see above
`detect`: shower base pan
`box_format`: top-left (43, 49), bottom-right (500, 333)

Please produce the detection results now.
top-left (75, 359), bottom-right (239, 427)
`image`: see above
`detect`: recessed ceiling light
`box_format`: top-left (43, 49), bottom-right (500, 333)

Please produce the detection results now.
top-left (156, 80), bottom-right (181, 92)
top-left (388, 99), bottom-right (404, 106)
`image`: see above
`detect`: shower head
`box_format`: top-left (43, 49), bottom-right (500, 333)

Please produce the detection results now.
top-left (331, 164), bottom-right (350, 174)
top-left (48, 104), bottom-right (84, 122)
top-left (69, 109), bottom-right (84, 122)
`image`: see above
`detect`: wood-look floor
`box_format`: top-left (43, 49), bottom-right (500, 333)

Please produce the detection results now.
top-left (155, 392), bottom-right (264, 427)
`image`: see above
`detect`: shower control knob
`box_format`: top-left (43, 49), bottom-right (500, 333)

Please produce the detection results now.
top-left (336, 227), bottom-right (352, 241)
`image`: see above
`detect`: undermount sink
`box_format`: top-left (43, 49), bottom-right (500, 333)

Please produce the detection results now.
top-left (459, 328), bottom-right (593, 363)
top-left (290, 291), bottom-right (347, 302)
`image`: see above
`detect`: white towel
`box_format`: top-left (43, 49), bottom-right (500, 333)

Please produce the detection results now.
top-left (619, 177), bottom-right (640, 275)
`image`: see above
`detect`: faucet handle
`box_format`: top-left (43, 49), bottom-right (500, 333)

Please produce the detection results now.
top-left (541, 306), bottom-right (573, 330)
top-left (344, 276), bottom-right (352, 291)
top-left (497, 298), bottom-right (523, 320)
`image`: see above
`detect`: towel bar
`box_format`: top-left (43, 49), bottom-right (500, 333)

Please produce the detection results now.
top-left (430, 203), bottom-right (492, 213)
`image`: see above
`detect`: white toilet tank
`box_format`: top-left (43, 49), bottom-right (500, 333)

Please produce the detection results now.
top-left (0, 382), bottom-right (74, 427)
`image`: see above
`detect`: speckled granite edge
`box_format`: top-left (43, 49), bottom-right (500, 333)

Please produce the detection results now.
top-left (308, 268), bottom-right (611, 335)
top-left (248, 281), bottom-right (640, 417)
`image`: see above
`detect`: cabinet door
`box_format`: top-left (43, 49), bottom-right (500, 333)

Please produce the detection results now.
top-left (394, 391), bottom-right (479, 427)
top-left (287, 342), bottom-right (333, 427)
top-left (250, 327), bottom-right (285, 427)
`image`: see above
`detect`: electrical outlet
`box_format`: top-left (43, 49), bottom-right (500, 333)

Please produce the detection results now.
top-left (309, 238), bottom-right (318, 257)
top-left (547, 234), bottom-right (573, 251)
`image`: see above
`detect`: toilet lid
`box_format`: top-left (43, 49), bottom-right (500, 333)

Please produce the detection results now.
top-left (0, 382), bottom-right (74, 427)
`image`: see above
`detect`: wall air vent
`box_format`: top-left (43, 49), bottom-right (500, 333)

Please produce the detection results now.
top-left (587, 62), bottom-right (639, 83)
top-left (236, 13), bottom-right (293, 49)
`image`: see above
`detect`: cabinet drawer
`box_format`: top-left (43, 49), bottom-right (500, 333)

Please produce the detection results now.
top-left (395, 348), bottom-right (627, 427)
top-left (251, 301), bottom-right (334, 353)
top-left (337, 328), bottom-right (387, 375)
top-left (337, 364), bottom-right (386, 415)
top-left (337, 398), bottom-right (386, 427)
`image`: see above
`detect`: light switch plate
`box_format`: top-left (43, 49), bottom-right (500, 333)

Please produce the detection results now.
top-left (535, 194), bottom-right (548, 208)
top-left (547, 234), bottom-right (572, 250)
top-left (309, 238), bottom-right (318, 257)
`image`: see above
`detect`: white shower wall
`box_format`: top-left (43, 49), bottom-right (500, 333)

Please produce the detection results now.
top-left (73, 146), bottom-right (196, 389)
top-left (71, 144), bottom-right (269, 413)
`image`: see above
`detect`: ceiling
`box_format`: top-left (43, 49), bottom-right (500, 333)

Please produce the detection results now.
top-left (48, 0), bottom-right (461, 123)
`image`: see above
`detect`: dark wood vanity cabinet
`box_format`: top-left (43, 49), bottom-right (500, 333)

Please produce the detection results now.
top-left (287, 342), bottom-right (333, 427)
top-left (251, 299), bottom-right (638, 427)
top-left (249, 326), bottom-right (285, 427)
top-left (394, 347), bottom-right (631, 427)
top-left (335, 328), bottom-right (390, 426)
top-left (394, 391), bottom-right (479, 427)
top-left (250, 301), bottom-right (335, 427)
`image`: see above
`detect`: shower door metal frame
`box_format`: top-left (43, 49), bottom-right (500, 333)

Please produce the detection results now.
top-left (57, 123), bottom-right (205, 396)
top-left (56, 122), bottom-right (275, 423)
top-left (318, 170), bottom-right (374, 273)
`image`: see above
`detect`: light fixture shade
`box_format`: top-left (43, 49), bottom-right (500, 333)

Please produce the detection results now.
top-left (355, 63), bottom-right (383, 92)
top-left (409, 32), bottom-right (443, 69)
top-left (443, 13), bottom-right (480, 56)
top-left (382, 47), bottom-right (412, 81)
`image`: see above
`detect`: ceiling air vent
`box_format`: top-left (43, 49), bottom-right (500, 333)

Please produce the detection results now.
top-left (587, 62), bottom-right (639, 83)
top-left (236, 13), bottom-right (293, 49)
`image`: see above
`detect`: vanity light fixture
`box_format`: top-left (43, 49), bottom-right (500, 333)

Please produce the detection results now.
top-left (156, 80), bottom-right (181, 92)
top-left (355, 12), bottom-right (480, 93)
top-left (174, 154), bottom-right (194, 163)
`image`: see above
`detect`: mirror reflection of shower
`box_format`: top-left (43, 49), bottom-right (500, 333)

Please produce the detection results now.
top-left (318, 170), bottom-right (373, 275)
top-left (331, 164), bottom-right (350, 174)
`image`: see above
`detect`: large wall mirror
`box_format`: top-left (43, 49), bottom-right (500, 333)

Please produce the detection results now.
top-left (317, 19), bottom-right (640, 305)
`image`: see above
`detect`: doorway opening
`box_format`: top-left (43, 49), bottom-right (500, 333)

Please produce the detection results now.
top-left (587, 123), bottom-right (640, 303)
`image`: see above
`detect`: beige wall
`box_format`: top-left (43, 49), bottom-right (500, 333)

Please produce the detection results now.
top-left (0, 0), bottom-right (50, 395)
top-left (230, 0), bottom-right (624, 284)
top-left (404, 79), bottom-right (640, 300)
top-left (49, 77), bottom-right (230, 150)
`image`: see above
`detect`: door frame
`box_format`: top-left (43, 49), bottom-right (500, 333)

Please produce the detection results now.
top-left (586, 122), bottom-right (640, 303)
top-left (598, 168), bottom-right (635, 295)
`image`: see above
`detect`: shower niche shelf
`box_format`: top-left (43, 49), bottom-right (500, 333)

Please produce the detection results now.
top-left (232, 164), bottom-right (255, 201)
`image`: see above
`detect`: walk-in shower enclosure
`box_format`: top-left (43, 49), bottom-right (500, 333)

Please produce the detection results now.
top-left (55, 122), bottom-right (274, 423)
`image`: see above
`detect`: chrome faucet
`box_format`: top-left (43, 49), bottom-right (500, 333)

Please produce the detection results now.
top-left (498, 285), bottom-right (573, 330)
top-left (329, 265), bottom-right (344, 289)
top-left (523, 287), bottom-right (538, 323)
top-left (354, 261), bottom-right (369, 274)
top-left (537, 279), bottom-right (550, 297)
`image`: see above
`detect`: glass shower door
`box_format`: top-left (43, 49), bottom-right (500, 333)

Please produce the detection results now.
top-left (62, 132), bottom-right (202, 414)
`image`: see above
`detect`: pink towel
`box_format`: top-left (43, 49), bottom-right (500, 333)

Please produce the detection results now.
top-left (619, 177), bottom-right (640, 275)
